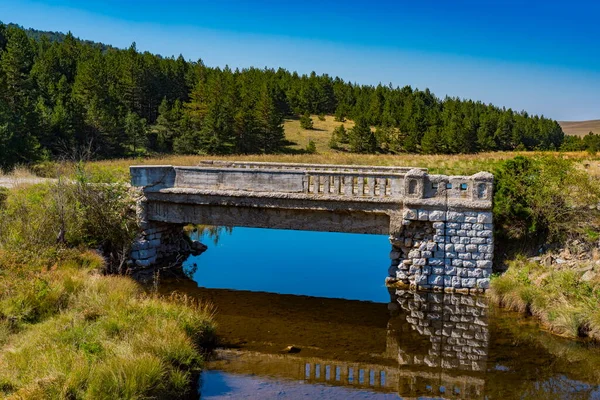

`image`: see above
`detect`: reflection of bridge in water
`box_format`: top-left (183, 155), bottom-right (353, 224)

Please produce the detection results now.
top-left (208, 290), bottom-right (489, 399)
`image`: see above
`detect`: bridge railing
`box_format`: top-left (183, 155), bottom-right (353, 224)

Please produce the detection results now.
top-left (305, 172), bottom-right (402, 198)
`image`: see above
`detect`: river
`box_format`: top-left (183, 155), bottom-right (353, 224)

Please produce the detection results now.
top-left (160, 227), bottom-right (600, 399)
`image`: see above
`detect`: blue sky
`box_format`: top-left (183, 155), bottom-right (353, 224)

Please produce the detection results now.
top-left (1, 0), bottom-right (599, 120)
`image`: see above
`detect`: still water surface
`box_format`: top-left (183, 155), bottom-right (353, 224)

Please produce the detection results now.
top-left (167, 227), bottom-right (600, 399)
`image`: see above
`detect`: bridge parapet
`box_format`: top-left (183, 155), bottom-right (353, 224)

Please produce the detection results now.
top-left (131, 163), bottom-right (493, 208)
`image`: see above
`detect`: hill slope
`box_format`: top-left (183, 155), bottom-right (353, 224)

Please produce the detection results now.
top-left (559, 120), bottom-right (600, 136)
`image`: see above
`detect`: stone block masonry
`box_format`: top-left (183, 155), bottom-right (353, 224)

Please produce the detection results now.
top-left (128, 190), bottom-right (207, 272)
top-left (388, 210), bottom-right (493, 293)
top-left (387, 169), bottom-right (494, 293)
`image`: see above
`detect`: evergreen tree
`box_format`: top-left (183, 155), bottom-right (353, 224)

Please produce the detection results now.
top-left (349, 117), bottom-right (377, 153)
top-left (0, 23), bottom-right (571, 168)
top-left (255, 84), bottom-right (284, 153)
top-left (0, 27), bottom-right (40, 169)
top-left (329, 124), bottom-right (347, 150)
top-left (124, 111), bottom-right (147, 155)
top-left (300, 112), bottom-right (313, 129)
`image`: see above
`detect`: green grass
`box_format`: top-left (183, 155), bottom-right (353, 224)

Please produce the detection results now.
top-left (0, 250), bottom-right (215, 399)
top-left (490, 256), bottom-right (600, 341)
top-left (0, 180), bottom-right (216, 399)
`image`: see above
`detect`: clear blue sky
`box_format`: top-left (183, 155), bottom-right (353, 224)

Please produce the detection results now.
top-left (1, 0), bottom-right (599, 120)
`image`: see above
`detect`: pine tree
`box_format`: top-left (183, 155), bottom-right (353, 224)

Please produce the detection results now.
top-left (305, 139), bottom-right (317, 154)
top-left (300, 112), bottom-right (313, 129)
top-left (125, 111), bottom-right (147, 155)
top-left (0, 27), bottom-right (40, 169)
top-left (255, 84), bottom-right (284, 153)
top-left (349, 117), bottom-right (377, 153)
top-left (329, 124), bottom-right (347, 149)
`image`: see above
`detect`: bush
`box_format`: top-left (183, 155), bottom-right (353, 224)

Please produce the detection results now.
top-left (305, 140), bottom-right (317, 154)
top-left (300, 112), bottom-right (313, 130)
top-left (493, 156), bottom-right (600, 242)
top-left (317, 114), bottom-right (326, 121)
top-left (0, 168), bottom-right (138, 273)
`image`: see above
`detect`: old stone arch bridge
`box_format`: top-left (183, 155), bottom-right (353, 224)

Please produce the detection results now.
top-left (130, 161), bottom-right (494, 293)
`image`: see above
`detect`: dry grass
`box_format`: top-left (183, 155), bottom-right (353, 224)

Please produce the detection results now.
top-left (559, 120), bottom-right (600, 137)
top-left (283, 114), bottom-right (355, 152)
top-left (36, 151), bottom-right (600, 184)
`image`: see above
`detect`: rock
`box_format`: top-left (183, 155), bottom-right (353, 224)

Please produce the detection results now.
top-left (190, 240), bottom-right (208, 254)
top-left (582, 270), bottom-right (596, 282)
top-left (542, 254), bottom-right (552, 266)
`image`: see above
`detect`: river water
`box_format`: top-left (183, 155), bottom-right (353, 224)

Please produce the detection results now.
top-left (163, 227), bottom-right (600, 399)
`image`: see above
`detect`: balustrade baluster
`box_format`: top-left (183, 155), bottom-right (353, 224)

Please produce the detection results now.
top-left (379, 178), bottom-right (387, 197)
top-left (313, 175), bottom-right (320, 193)
top-left (343, 177), bottom-right (353, 196)
top-left (368, 178), bottom-right (376, 197)
top-left (332, 176), bottom-right (340, 194)
top-left (340, 366), bottom-right (348, 384)
top-left (323, 175), bottom-right (331, 194)
top-left (357, 176), bottom-right (365, 196)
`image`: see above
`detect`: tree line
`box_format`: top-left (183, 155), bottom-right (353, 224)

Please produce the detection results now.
top-left (0, 23), bottom-right (565, 169)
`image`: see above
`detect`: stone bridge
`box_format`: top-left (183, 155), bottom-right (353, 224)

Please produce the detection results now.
top-left (129, 161), bottom-right (494, 292)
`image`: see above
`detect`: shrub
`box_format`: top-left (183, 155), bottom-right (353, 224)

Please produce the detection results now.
top-left (300, 112), bottom-right (313, 130)
top-left (493, 156), bottom-right (600, 242)
top-left (305, 139), bottom-right (317, 154)
top-left (0, 169), bottom-right (138, 272)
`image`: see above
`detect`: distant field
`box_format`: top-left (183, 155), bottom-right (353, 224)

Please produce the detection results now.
top-left (559, 120), bottom-right (600, 136)
top-left (283, 114), bottom-right (354, 152)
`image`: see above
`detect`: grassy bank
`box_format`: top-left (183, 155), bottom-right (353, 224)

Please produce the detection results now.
top-left (0, 178), bottom-right (216, 399)
top-left (490, 257), bottom-right (600, 340)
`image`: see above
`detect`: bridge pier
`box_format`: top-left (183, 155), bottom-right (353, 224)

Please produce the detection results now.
top-left (129, 193), bottom-right (206, 270)
top-left (388, 208), bottom-right (493, 293)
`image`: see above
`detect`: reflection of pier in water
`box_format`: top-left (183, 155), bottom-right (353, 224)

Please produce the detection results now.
top-left (207, 290), bottom-right (489, 399)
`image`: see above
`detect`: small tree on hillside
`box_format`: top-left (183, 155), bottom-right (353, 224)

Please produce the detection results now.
top-left (300, 112), bottom-right (313, 130)
top-left (349, 118), bottom-right (377, 153)
top-left (329, 124), bottom-right (347, 149)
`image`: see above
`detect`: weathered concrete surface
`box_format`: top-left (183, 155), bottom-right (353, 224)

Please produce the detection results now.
top-left (130, 161), bottom-right (494, 292)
